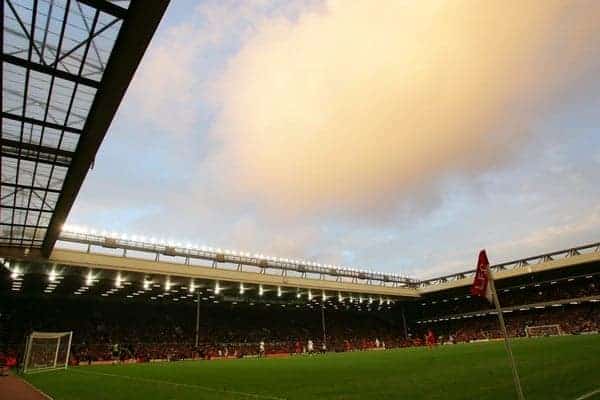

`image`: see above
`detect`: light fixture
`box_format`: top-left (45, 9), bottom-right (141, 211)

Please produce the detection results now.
top-left (86, 271), bottom-right (94, 286)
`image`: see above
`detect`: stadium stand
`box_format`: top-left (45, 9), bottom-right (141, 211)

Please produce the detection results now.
top-left (1, 263), bottom-right (598, 367)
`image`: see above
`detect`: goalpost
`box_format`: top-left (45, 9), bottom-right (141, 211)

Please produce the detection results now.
top-left (22, 331), bottom-right (73, 374)
top-left (525, 324), bottom-right (562, 338)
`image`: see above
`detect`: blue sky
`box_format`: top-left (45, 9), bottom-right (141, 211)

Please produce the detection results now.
top-left (67, 1), bottom-right (600, 279)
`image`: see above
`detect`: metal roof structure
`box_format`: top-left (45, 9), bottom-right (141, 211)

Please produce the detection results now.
top-left (57, 229), bottom-right (418, 287)
top-left (0, 0), bottom-right (169, 255)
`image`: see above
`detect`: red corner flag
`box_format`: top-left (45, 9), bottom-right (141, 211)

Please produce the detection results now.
top-left (471, 250), bottom-right (493, 303)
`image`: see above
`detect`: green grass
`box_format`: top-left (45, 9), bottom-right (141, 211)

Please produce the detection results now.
top-left (23, 335), bottom-right (600, 400)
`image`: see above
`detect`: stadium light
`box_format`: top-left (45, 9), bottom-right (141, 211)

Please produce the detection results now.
top-left (86, 271), bottom-right (95, 286)
top-left (10, 266), bottom-right (20, 280)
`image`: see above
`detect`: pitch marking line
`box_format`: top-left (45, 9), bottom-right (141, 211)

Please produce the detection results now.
top-left (16, 373), bottom-right (55, 400)
top-left (576, 388), bottom-right (600, 400)
top-left (70, 368), bottom-right (287, 400)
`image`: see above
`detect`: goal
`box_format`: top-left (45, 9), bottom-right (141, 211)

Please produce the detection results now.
top-left (23, 331), bottom-right (73, 373)
top-left (525, 324), bottom-right (562, 337)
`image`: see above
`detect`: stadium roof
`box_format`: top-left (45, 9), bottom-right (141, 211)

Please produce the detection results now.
top-left (0, 0), bottom-right (169, 255)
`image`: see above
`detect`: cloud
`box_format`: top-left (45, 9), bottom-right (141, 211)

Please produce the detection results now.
top-left (209, 0), bottom-right (600, 219)
top-left (125, 0), bottom-right (323, 135)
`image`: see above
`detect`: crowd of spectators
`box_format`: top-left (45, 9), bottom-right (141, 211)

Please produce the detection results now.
top-left (1, 273), bottom-right (598, 366)
top-left (416, 274), bottom-right (599, 319)
top-left (1, 297), bottom-right (407, 364)
top-left (413, 303), bottom-right (600, 343)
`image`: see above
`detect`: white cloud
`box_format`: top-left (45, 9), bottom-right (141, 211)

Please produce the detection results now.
top-left (208, 0), bottom-right (600, 219)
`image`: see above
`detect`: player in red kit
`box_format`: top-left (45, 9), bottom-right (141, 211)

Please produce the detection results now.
top-left (426, 329), bottom-right (437, 349)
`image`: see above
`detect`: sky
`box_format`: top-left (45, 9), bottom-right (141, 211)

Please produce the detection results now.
top-left (67, 0), bottom-right (600, 279)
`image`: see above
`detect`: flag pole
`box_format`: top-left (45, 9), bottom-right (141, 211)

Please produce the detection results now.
top-left (488, 271), bottom-right (525, 400)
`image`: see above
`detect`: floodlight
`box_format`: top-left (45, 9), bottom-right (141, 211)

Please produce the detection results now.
top-left (277, 286), bottom-right (282, 297)
top-left (369, 297), bottom-right (373, 304)
top-left (214, 282), bottom-right (221, 295)
top-left (296, 291), bottom-right (301, 299)
top-left (86, 271), bottom-right (94, 286)
top-left (10, 266), bottom-right (20, 280)
top-left (239, 283), bottom-right (245, 295)
top-left (259, 285), bottom-right (264, 296)
top-left (338, 292), bottom-right (343, 302)
top-left (308, 290), bottom-right (313, 301)
top-left (48, 270), bottom-right (57, 283)
top-left (115, 274), bottom-right (122, 288)
top-left (189, 281), bottom-right (195, 293)
top-left (165, 279), bottom-right (172, 291)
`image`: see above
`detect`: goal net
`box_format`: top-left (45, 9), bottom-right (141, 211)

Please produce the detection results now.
top-left (23, 331), bottom-right (73, 373)
top-left (525, 324), bottom-right (562, 338)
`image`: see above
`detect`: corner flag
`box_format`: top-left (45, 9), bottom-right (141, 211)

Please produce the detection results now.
top-left (470, 250), bottom-right (493, 303)
top-left (471, 249), bottom-right (525, 400)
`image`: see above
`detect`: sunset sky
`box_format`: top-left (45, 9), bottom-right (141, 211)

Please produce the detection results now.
top-left (67, 0), bottom-right (600, 279)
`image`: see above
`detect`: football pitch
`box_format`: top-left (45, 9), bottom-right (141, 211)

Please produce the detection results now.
top-left (23, 335), bottom-right (600, 400)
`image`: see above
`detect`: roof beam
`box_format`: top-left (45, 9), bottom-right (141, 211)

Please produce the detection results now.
top-left (0, 151), bottom-right (71, 168)
top-left (2, 53), bottom-right (100, 88)
top-left (42, 0), bottom-right (171, 256)
top-left (1, 182), bottom-right (62, 194)
top-left (1, 138), bottom-right (75, 159)
top-left (2, 112), bottom-right (84, 135)
top-left (77, 0), bottom-right (128, 19)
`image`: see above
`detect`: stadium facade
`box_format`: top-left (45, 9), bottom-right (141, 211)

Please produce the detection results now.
top-left (0, 0), bottom-right (598, 373)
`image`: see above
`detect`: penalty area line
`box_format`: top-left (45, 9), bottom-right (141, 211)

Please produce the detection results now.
top-left (69, 368), bottom-right (287, 400)
top-left (575, 388), bottom-right (600, 400)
